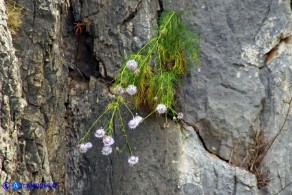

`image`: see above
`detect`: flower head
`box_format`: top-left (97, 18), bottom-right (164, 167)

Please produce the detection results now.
top-left (128, 156), bottom-right (139, 166)
top-left (156, 104), bottom-right (167, 114)
top-left (112, 86), bottom-right (125, 95)
top-left (101, 146), bottom-right (113, 156)
top-left (117, 86), bottom-right (125, 94)
top-left (128, 115), bottom-right (143, 129)
top-left (103, 136), bottom-right (115, 146)
top-left (94, 128), bottom-right (106, 138)
top-left (177, 112), bottom-right (184, 119)
top-left (84, 142), bottom-right (93, 149)
top-left (126, 85), bottom-right (137, 95)
top-left (77, 142), bottom-right (93, 153)
top-left (126, 60), bottom-right (138, 71)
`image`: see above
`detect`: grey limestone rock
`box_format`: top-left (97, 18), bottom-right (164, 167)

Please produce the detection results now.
top-left (178, 126), bottom-right (258, 195)
top-left (2, 0), bottom-right (292, 194)
top-left (65, 78), bottom-right (259, 194)
top-left (1, 0), bottom-right (67, 194)
top-left (0, 0), bottom-right (26, 189)
top-left (67, 0), bottom-right (292, 194)
top-left (165, 0), bottom-right (292, 194)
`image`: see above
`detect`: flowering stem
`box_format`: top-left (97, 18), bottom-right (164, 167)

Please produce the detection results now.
top-left (121, 100), bottom-right (134, 117)
top-left (117, 106), bottom-right (132, 155)
top-left (169, 107), bottom-right (177, 115)
top-left (142, 109), bottom-right (156, 122)
top-left (165, 112), bottom-right (168, 124)
top-left (107, 100), bottom-right (119, 136)
top-left (118, 38), bottom-right (157, 83)
top-left (79, 110), bottom-right (108, 143)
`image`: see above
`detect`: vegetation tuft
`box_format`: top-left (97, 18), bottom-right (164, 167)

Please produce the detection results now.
top-left (78, 10), bottom-right (200, 165)
top-left (5, 1), bottom-right (23, 35)
top-left (245, 129), bottom-right (270, 188)
top-left (114, 11), bottom-right (200, 111)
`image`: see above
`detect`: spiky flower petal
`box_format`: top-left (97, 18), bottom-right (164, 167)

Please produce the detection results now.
top-left (177, 112), bottom-right (184, 119)
top-left (128, 115), bottom-right (143, 129)
top-left (103, 136), bottom-right (115, 146)
top-left (126, 60), bottom-right (138, 71)
top-left (77, 142), bottom-right (93, 153)
top-left (94, 128), bottom-right (106, 138)
top-left (126, 85), bottom-right (137, 95)
top-left (101, 146), bottom-right (113, 155)
top-left (128, 156), bottom-right (139, 166)
top-left (156, 104), bottom-right (167, 114)
top-left (112, 86), bottom-right (125, 95)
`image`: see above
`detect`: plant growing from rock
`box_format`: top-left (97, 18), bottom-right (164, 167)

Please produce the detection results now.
top-left (243, 98), bottom-right (292, 188)
top-left (78, 11), bottom-right (200, 165)
top-left (5, 1), bottom-right (23, 35)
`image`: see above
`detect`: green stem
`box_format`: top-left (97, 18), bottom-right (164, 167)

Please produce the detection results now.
top-left (142, 109), bottom-right (156, 122)
top-left (117, 106), bottom-right (132, 155)
top-left (169, 107), bottom-right (177, 115)
top-left (107, 101), bottom-right (119, 136)
top-left (165, 112), bottom-right (168, 124)
top-left (117, 12), bottom-right (176, 86)
top-left (122, 99), bottom-right (135, 117)
top-left (79, 109), bottom-right (109, 143)
top-left (118, 38), bottom-right (157, 83)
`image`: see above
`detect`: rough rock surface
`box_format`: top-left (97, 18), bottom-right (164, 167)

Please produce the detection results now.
top-left (65, 77), bottom-right (259, 194)
top-left (166, 0), bottom-right (292, 194)
top-left (71, 0), bottom-right (160, 78)
top-left (178, 126), bottom-right (258, 195)
top-left (1, 0), bottom-right (292, 194)
top-left (1, 0), bottom-right (67, 194)
top-left (0, 0), bottom-right (27, 192)
top-left (172, 0), bottom-right (268, 164)
top-left (67, 1), bottom-right (265, 194)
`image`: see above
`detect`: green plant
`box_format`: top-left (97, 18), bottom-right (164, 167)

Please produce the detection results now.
top-left (114, 11), bottom-right (199, 111)
top-left (78, 10), bottom-right (200, 165)
top-left (5, 1), bottom-right (23, 35)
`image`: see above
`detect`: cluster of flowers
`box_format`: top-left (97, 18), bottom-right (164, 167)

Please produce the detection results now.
top-left (77, 142), bottom-right (93, 153)
top-left (77, 128), bottom-right (139, 166)
top-left (94, 128), bottom-right (114, 155)
top-left (78, 60), bottom-right (184, 167)
top-left (112, 85), bottom-right (137, 96)
top-left (112, 60), bottom-right (140, 96)
top-left (128, 115), bottom-right (143, 129)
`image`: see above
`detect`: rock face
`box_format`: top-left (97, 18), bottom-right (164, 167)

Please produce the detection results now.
top-left (0, 0), bottom-right (66, 194)
top-left (0, 0), bottom-right (27, 190)
top-left (170, 0), bottom-right (292, 194)
top-left (178, 126), bottom-right (258, 195)
top-left (1, 0), bottom-right (292, 195)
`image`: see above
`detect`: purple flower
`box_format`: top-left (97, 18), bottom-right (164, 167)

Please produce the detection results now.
top-left (94, 128), bottom-right (106, 138)
top-left (177, 112), bottom-right (184, 119)
top-left (101, 146), bottom-right (113, 155)
top-left (128, 156), bottom-right (139, 166)
top-left (156, 104), bottom-right (167, 114)
top-left (126, 60), bottom-right (138, 71)
top-left (126, 85), bottom-right (137, 95)
top-left (103, 136), bottom-right (115, 146)
top-left (112, 86), bottom-right (125, 95)
top-left (117, 86), bottom-right (125, 94)
top-left (77, 142), bottom-right (93, 153)
top-left (128, 115), bottom-right (143, 129)
top-left (84, 142), bottom-right (93, 149)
